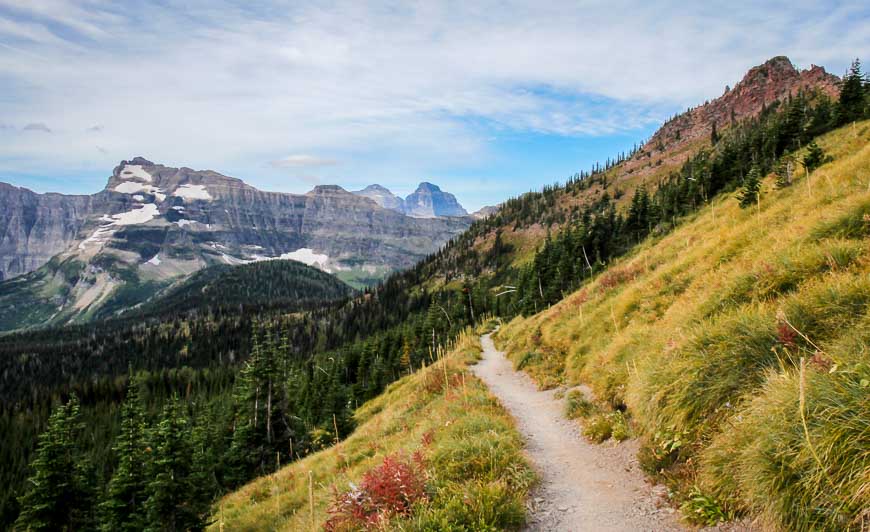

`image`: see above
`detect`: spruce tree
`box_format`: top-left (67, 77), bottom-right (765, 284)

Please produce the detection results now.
top-left (802, 140), bottom-right (827, 174)
top-left (737, 166), bottom-right (762, 209)
top-left (144, 396), bottom-right (202, 532)
top-left (837, 58), bottom-right (867, 125)
top-left (16, 395), bottom-right (94, 531)
top-left (100, 375), bottom-right (148, 531)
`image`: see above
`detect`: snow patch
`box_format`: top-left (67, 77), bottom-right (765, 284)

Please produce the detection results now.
top-left (244, 248), bottom-right (331, 271)
top-left (120, 164), bottom-right (152, 182)
top-left (112, 203), bottom-right (159, 225)
top-left (114, 181), bottom-right (166, 202)
top-left (132, 194), bottom-right (144, 202)
top-left (278, 248), bottom-right (330, 268)
top-left (79, 204), bottom-right (160, 250)
top-left (174, 219), bottom-right (196, 227)
top-left (173, 184), bottom-right (213, 201)
top-left (147, 254), bottom-right (161, 266)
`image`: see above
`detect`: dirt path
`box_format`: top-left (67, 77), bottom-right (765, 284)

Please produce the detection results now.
top-left (471, 333), bottom-right (683, 532)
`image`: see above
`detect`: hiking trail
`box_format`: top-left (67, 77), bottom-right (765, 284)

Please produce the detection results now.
top-left (471, 333), bottom-right (684, 531)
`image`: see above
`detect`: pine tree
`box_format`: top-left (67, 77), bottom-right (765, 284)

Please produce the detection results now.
top-left (144, 396), bottom-right (203, 532)
top-left (100, 375), bottom-right (148, 531)
top-left (737, 166), bottom-right (762, 209)
top-left (16, 395), bottom-right (94, 531)
top-left (802, 140), bottom-right (827, 174)
top-left (837, 58), bottom-right (867, 125)
top-left (710, 121), bottom-right (720, 145)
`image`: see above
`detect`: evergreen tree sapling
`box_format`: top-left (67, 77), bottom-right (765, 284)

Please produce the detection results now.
top-left (737, 166), bottom-right (762, 209)
top-left (802, 141), bottom-right (827, 174)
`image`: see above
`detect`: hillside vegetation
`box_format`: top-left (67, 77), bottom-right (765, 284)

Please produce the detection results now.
top-left (126, 259), bottom-right (354, 319)
top-left (497, 121), bottom-right (870, 529)
top-left (212, 328), bottom-right (535, 531)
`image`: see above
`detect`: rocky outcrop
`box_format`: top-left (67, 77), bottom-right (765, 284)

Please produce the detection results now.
top-left (403, 182), bottom-right (468, 218)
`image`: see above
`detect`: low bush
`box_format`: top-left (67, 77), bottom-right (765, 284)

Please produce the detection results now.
top-left (563, 389), bottom-right (594, 419)
top-left (324, 452), bottom-right (428, 531)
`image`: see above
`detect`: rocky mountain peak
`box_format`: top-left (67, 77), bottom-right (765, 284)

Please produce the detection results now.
top-left (611, 56), bottom-right (840, 188)
top-left (404, 181), bottom-right (468, 218)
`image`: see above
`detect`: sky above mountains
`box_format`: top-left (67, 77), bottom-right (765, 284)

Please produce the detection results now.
top-left (0, 1), bottom-right (867, 211)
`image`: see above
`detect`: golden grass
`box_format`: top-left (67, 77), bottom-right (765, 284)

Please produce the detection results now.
top-left (496, 121), bottom-right (870, 529)
top-left (210, 328), bottom-right (534, 531)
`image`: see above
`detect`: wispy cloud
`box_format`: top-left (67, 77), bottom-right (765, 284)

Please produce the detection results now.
top-left (22, 122), bottom-right (51, 133)
top-left (270, 154), bottom-right (338, 168)
top-left (0, 0), bottom-right (866, 204)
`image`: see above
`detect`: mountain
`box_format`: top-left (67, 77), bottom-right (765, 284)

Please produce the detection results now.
top-left (0, 158), bottom-right (472, 330)
top-left (403, 182), bottom-right (468, 218)
top-left (351, 182), bottom-right (470, 218)
top-left (352, 184), bottom-right (406, 212)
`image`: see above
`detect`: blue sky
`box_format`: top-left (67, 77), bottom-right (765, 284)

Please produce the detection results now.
top-left (0, 1), bottom-right (867, 211)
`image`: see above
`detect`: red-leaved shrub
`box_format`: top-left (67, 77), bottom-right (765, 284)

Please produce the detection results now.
top-left (776, 320), bottom-right (798, 348)
top-left (324, 452), bottom-right (428, 531)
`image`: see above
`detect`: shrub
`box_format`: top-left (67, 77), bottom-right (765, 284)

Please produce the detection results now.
top-left (582, 414), bottom-right (613, 443)
top-left (563, 390), bottom-right (594, 419)
top-left (680, 486), bottom-right (734, 526)
top-left (324, 452), bottom-right (428, 531)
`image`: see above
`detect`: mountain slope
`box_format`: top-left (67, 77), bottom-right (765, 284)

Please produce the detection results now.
top-left (447, 57), bottom-right (841, 270)
top-left (496, 121), bottom-right (870, 529)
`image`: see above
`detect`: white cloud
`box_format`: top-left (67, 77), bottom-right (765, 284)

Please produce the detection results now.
top-left (22, 122), bottom-right (51, 132)
top-left (0, 0), bottom-right (866, 197)
top-left (270, 154), bottom-right (338, 168)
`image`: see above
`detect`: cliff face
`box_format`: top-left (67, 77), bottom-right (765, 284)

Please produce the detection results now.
top-left (0, 184), bottom-right (99, 280)
top-left (0, 158), bottom-right (472, 329)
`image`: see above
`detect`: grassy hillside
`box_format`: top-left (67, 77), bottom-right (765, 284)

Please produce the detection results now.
top-left (496, 121), bottom-right (870, 529)
top-left (212, 328), bottom-right (535, 531)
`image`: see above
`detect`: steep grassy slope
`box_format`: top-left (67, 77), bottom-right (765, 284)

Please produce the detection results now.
top-left (496, 121), bottom-right (870, 529)
top-left (212, 329), bottom-right (535, 531)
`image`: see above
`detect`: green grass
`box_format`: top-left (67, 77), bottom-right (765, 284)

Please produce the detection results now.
top-left (210, 329), bottom-right (535, 531)
top-left (496, 121), bottom-right (870, 529)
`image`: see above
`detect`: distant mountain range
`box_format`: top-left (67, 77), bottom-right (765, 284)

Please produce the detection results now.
top-left (352, 182), bottom-right (469, 218)
top-left (0, 158), bottom-right (483, 330)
